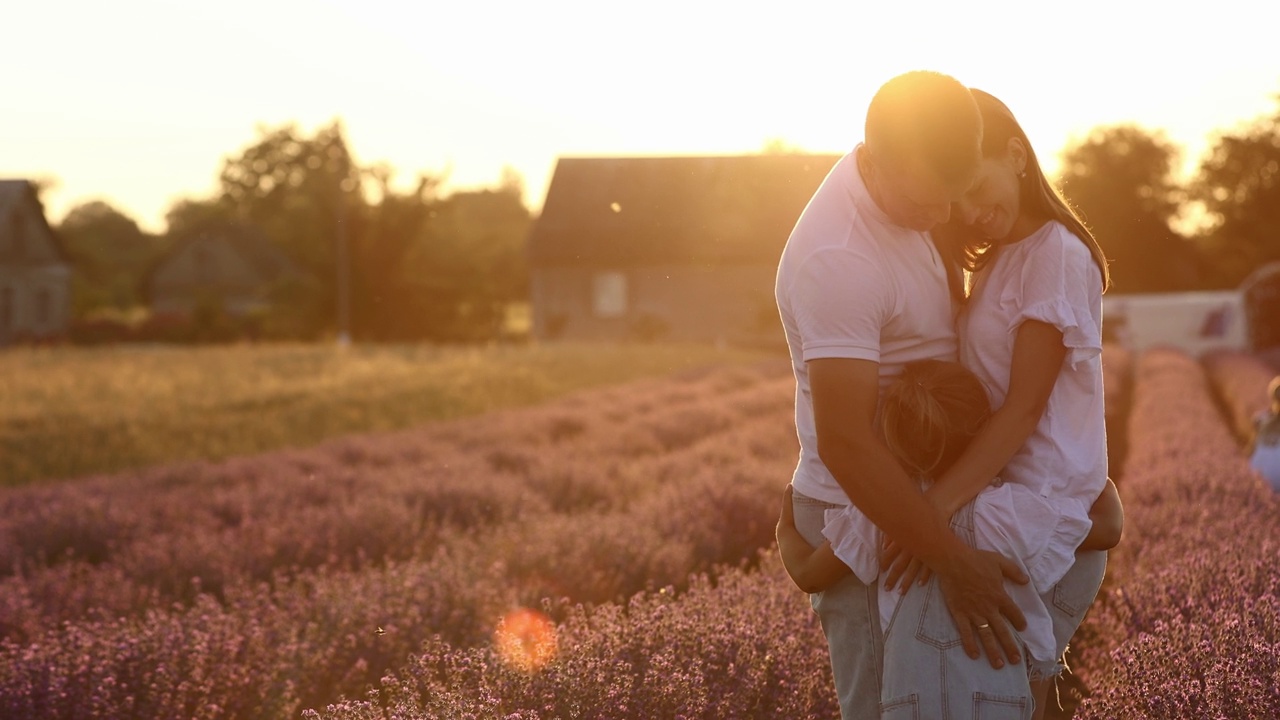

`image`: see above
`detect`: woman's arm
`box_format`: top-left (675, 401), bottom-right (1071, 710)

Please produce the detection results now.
top-left (883, 320), bottom-right (1067, 591)
top-left (776, 485), bottom-right (852, 593)
top-left (1079, 477), bottom-right (1123, 551)
top-left (926, 320), bottom-right (1068, 518)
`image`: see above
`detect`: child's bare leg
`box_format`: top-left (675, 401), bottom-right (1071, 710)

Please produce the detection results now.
top-left (1031, 677), bottom-right (1052, 720)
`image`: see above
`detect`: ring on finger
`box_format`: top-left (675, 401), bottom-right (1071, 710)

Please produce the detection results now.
top-left (976, 622), bottom-right (991, 630)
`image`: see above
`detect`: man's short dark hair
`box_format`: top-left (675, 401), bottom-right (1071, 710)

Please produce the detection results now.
top-left (865, 71), bottom-right (982, 186)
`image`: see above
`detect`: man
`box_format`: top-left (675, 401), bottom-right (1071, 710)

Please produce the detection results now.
top-left (775, 70), bottom-right (1029, 718)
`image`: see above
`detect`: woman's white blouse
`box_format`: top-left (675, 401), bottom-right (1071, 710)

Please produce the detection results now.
top-left (958, 220), bottom-right (1108, 589)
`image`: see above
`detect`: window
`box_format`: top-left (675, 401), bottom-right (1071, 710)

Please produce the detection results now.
top-left (592, 272), bottom-right (627, 318)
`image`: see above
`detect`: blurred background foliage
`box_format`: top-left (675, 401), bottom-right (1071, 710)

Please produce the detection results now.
top-left (47, 93), bottom-right (1280, 343)
top-left (54, 121), bottom-right (530, 344)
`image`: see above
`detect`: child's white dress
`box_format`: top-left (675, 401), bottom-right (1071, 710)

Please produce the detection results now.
top-left (822, 476), bottom-right (1087, 664)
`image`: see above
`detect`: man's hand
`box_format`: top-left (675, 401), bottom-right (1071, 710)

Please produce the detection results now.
top-left (880, 536), bottom-right (931, 592)
top-left (935, 548), bottom-right (1029, 669)
top-left (881, 492), bottom-right (950, 591)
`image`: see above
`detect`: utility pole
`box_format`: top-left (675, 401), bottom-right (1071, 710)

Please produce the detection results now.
top-left (335, 151), bottom-right (352, 347)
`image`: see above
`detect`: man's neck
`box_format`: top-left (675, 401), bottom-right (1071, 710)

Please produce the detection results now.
top-left (855, 145), bottom-right (893, 220)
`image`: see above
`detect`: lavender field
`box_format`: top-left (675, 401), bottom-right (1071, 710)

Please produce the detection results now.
top-left (2, 345), bottom-right (1278, 719)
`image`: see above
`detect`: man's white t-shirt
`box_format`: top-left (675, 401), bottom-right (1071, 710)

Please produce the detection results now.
top-left (775, 147), bottom-right (959, 505)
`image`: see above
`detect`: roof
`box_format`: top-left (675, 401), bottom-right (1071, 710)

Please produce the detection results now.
top-left (527, 154), bottom-right (841, 266)
top-left (143, 220), bottom-right (303, 292)
top-left (0, 180), bottom-right (72, 265)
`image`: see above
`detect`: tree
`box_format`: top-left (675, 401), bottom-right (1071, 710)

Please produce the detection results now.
top-left (351, 166), bottom-right (443, 340)
top-left (57, 200), bottom-right (168, 315)
top-left (394, 169), bottom-right (531, 341)
top-left (162, 197), bottom-right (238, 241)
top-left (1190, 99), bottom-right (1280, 287)
top-left (200, 122), bottom-right (530, 342)
top-left (1057, 125), bottom-right (1201, 293)
top-left (216, 120), bottom-right (363, 338)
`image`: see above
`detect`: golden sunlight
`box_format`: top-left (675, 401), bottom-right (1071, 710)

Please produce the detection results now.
top-left (494, 608), bottom-right (558, 672)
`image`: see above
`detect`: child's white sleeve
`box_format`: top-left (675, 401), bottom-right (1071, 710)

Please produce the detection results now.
top-left (821, 505), bottom-right (881, 585)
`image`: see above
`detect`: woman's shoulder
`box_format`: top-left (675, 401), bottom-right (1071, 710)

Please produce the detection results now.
top-left (1030, 221), bottom-right (1088, 254)
top-left (1017, 221), bottom-right (1095, 275)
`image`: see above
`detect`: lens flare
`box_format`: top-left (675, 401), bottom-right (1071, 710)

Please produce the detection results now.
top-left (494, 608), bottom-right (557, 672)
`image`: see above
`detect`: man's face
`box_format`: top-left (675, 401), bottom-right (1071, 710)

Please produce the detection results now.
top-left (869, 153), bottom-right (975, 232)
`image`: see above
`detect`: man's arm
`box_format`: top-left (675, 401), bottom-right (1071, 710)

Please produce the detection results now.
top-left (810, 357), bottom-right (1029, 665)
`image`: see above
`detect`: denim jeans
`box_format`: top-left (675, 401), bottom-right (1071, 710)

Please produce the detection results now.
top-left (792, 488), bottom-right (884, 720)
top-left (880, 501), bottom-right (1033, 720)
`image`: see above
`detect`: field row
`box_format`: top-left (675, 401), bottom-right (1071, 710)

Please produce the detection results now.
top-left (1070, 349), bottom-right (1280, 717)
top-left (0, 342), bottom-right (771, 486)
top-left (8, 345), bottom-right (1274, 718)
top-left (0, 361), bottom-right (800, 718)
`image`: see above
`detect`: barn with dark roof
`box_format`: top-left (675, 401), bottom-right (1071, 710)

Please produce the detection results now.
top-left (527, 153), bottom-right (840, 344)
top-left (0, 180), bottom-right (72, 345)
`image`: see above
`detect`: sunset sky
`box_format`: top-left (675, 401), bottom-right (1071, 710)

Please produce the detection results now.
top-left (4, 0), bottom-right (1278, 233)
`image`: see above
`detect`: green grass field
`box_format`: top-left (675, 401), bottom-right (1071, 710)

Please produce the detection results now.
top-left (1, 341), bottom-right (778, 487)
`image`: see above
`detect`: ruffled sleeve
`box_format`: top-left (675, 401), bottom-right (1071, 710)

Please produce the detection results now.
top-left (1007, 224), bottom-right (1104, 368)
top-left (973, 483), bottom-right (1094, 594)
top-left (1025, 509), bottom-right (1094, 594)
top-left (821, 505), bottom-right (881, 585)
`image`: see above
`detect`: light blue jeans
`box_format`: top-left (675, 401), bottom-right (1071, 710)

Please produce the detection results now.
top-left (792, 488), bottom-right (884, 720)
top-left (879, 503), bottom-right (1108, 719)
top-left (880, 501), bottom-right (1033, 719)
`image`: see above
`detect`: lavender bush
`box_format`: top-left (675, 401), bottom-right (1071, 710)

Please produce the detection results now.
top-left (1071, 348), bottom-right (1280, 717)
top-left (8, 346), bottom-right (1276, 719)
top-left (0, 361), bottom-right (801, 717)
top-left (1203, 348), bottom-right (1276, 444)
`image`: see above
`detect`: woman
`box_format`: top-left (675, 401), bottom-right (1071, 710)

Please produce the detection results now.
top-left (778, 89), bottom-right (1123, 719)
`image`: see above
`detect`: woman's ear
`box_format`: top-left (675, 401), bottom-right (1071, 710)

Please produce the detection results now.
top-left (1007, 137), bottom-right (1028, 176)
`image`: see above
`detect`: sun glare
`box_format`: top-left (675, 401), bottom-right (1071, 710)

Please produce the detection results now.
top-left (494, 608), bottom-right (558, 672)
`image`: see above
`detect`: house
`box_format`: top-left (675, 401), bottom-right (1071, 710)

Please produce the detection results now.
top-left (0, 180), bottom-right (72, 346)
top-left (144, 221), bottom-right (304, 320)
top-left (527, 154), bottom-right (840, 344)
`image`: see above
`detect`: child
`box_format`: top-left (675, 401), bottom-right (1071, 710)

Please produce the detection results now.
top-left (1248, 376), bottom-right (1280, 491)
top-left (776, 359), bottom-right (1122, 694)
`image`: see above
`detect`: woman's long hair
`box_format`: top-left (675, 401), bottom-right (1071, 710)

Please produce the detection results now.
top-left (881, 360), bottom-right (991, 478)
top-left (934, 89), bottom-right (1111, 300)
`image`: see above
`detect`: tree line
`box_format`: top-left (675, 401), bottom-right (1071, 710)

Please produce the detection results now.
top-left (57, 121), bottom-right (530, 343)
top-left (1055, 96), bottom-right (1280, 293)
top-left (54, 94), bottom-right (1280, 344)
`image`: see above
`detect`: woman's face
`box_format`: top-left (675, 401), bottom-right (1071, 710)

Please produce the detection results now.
top-left (954, 137), bottom-right (1027, 241)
